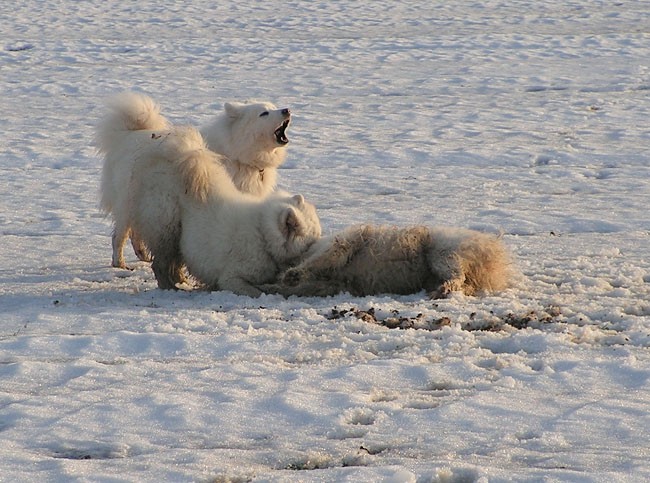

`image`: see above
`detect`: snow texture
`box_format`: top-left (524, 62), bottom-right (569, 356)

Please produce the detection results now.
top-left (1, 1), bottom-right (650, 481)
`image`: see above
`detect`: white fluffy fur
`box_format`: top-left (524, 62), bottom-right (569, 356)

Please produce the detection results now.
top-left (97, 93), bottom-right (290, 269)
top-left (180, 192), bottom-right (321, 297)
top-left (128, 125), bottom-right (321, 294)
top-left (96, 92), bottom-right (170, 268)
top-left (200, 101), bottom-right (291, 197)
top-left (261, 224), bottom-right (512, 298)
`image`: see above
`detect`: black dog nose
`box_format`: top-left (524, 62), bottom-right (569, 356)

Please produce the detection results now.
top-left (281, 108), bottom-right (290, 116)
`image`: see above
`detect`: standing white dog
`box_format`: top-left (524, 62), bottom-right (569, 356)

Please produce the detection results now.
top-left (261, 225), bottom-right (511, 298)
top-left (96, 92), bottom-right (170, 268)
top-left (128, 126), bottom-right (321, 294)
top-left (97, 93), bottom-right (292, 268)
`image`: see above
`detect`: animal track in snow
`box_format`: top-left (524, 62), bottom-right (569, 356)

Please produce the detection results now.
top-left (46, 441), bottom-right (131, 460)
top-left (328, 407), bottom-right (379, 440)
top-left (342, 407), bottom-right (377, 426)
top-left (402, 380), bottom-right (478, 411)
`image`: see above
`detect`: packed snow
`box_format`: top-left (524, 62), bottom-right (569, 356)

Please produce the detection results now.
top-left (1, 1), bottom-right (650, 481)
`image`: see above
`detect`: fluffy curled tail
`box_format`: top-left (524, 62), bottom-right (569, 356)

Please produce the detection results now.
top-left (155, 126), bottom-right (238, 203)
top-left (96, 91), bottom-right (170, 153)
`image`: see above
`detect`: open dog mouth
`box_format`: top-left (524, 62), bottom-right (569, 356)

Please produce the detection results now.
top-left (274, 119), bottom-right (290, 145)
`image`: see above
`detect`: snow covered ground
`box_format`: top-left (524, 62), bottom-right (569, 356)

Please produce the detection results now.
top-left (1, 1), bottom-right (650, 481)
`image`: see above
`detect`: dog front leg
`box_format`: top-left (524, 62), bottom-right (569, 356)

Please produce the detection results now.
top-left (427, 253), bottom-right (466, 299)
top-left (282, 230), bottom-right (366, 285)
top-left (257, 282), bottom-right (295, 297)
top-left (259, 279), bottom-right (344, 298)
top-left (218, 276), bottom-right (263, 298)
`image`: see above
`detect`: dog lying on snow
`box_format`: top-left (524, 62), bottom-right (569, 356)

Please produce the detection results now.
top-left (259, 224), bottom-right (511, 298)
top-left (128, 125), bottom-right (321, 295)
top-left (96, 92), bottom-right (292, 268)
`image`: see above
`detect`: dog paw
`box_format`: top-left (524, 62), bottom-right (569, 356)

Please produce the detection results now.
top-left (257, 283), bottom-right (285, 297)
top-left (429, 280), bottom-right (463, 299)
top-left (282, 268), bottom-right (305, 286)
top-left (111, 260), bottom-right (133, 271)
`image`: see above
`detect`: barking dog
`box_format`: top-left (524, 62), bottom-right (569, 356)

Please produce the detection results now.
top-left (200, 100), bottom-right (291, 197)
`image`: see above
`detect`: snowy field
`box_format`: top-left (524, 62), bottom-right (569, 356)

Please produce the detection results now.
top-left (2, 1), bottom-right (650, 481)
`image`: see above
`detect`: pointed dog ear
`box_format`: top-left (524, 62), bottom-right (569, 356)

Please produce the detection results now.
top-left (292, 194), bottom-right (305, 207)
top-left (282, 207), bottom-right (302, 238)
top-left (224, 102), bottom-right (242, 119)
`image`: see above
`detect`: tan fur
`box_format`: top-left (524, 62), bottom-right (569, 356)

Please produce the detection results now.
top-left (261, 225), bottom-right (512, 298)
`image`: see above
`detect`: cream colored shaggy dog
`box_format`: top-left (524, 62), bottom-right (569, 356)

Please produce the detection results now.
top-left (128, 125), bottom-right (321, 294)
top-left (260, 224), bottom-right (511, 298)
top-left (97, 92), bottom-right (291, 268)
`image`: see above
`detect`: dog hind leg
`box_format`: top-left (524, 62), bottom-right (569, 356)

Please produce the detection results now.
top-left (149, 225), bottom-right (185, 289)
top-left (151, 251), bottom-right (184, 290)
top-left (130, 231), bottom-right (152, 262)
top-left (111, 223), bottom-right (130, 269)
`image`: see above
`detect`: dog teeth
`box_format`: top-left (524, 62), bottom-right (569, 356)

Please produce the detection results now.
top-left (274, 121), bottom-right (290, 144)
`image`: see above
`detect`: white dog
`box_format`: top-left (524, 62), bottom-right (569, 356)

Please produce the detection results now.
top-left (261, 224), bottom-right (511, 298)
top-left (128, 125), bottom-right (321, 294)
top-left (97, 93), bottom-right (291, 268)
top-left (200, 100), bottom-right (291, 196)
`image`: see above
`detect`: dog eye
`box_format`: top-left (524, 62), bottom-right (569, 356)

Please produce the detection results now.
top-left (259, 111), bottom-right (269, 117)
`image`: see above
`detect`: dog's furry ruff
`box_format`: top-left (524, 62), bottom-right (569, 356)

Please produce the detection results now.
top-left (200, 101), bottom-right (290, 197)
top-left (97, 92), bottom-right (170, 268)
top-left (128, 125), bottom-right (321, 294)
top-left (261, 224), bottom-right (511, 298)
